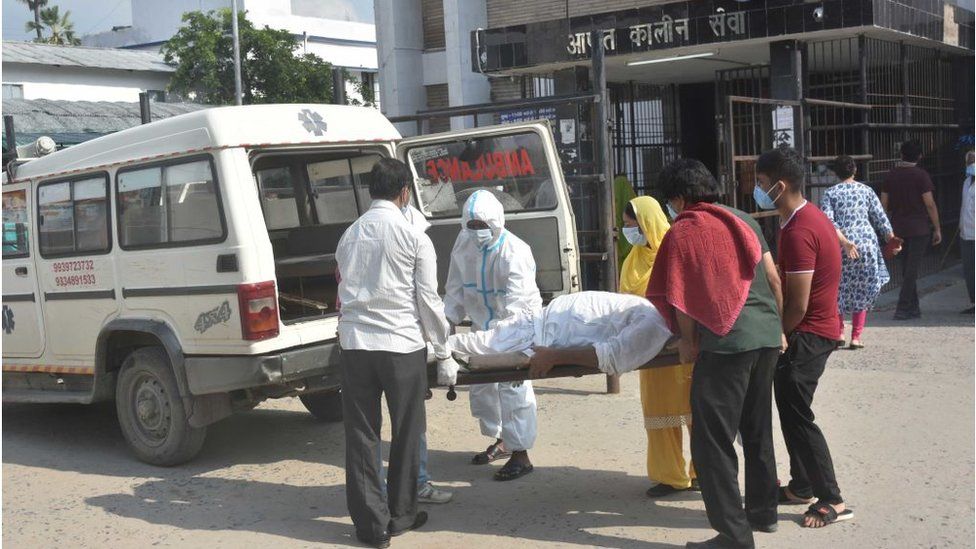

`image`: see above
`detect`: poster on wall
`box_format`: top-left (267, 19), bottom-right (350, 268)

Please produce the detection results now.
top-left (772, 106), bottom-right (795, 148)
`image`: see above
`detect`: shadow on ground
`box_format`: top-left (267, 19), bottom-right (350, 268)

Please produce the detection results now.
top-left (3, 401), bottom-right (700, 548)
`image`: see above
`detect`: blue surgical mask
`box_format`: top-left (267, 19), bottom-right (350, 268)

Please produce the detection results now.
top-left (753, 182), bottom-right (780, 210)
top-left (666, 202), bottom-right (679, 220)
top-left (474, 228), bottom-right (493, 246)
top-left (967, 164), bottom-right (974, 177)
top-left (622, 226), bottom-right (647, 246)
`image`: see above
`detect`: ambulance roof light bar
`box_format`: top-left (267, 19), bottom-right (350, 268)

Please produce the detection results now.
top-left (626, 51), bottom-right (716, 66)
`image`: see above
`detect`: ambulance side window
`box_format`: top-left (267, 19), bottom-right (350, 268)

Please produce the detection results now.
top-left (2, 189), bottom-right (30, 258)
top-left (117, 156), bottom-right (226, 249)
top-left (37, 174), bottom-right (111, 258)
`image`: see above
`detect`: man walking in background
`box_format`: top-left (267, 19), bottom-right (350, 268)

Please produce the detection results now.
top-left (881, 140), bottom-right (942, 320)
top-left (959, 150), bottom-right (975, 314)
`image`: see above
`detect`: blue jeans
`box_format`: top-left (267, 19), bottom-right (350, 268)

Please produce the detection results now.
top-left (379, 432), bottom-right (429, 493)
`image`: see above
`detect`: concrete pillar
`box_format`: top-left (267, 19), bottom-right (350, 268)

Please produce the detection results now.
top-left (375, 0), bottom-right (425, 136)
top-left (443, 0), bottom-right (490, 129)
top-left (769, 40), bottom-right (803, 100)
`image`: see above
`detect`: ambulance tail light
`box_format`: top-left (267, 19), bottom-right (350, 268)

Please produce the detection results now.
top-left (238, 281), bottom-right (279, 341)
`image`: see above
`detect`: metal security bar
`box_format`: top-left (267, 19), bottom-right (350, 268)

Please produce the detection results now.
top-left (608, 82), bottom-right (682, 196)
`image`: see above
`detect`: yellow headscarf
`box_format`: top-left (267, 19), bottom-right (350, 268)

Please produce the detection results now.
top-left (619, 196), bottom-right (670, 296)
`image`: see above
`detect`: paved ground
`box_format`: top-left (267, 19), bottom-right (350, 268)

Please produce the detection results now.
top-left (3, 273), bottom-right (973, 548)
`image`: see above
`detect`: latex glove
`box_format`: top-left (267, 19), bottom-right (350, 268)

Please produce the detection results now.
top-left (437, 357), bottom-right (460, 386)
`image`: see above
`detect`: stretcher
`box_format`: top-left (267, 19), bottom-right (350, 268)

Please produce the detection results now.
top-left (426, 341), bottom-right (681, 400)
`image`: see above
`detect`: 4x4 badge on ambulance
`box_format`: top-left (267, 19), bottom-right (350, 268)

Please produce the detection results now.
top-left (298, 109), bottom-right (327, 136)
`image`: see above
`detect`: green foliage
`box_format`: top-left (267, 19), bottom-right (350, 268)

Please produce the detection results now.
top-left (348, 72), bottom-right (377, 108)
top-left (17, 0), bottom-right (48, 41)
top-left (162, 9), bottom-right (336, 105)
top-left (27, 4), bottom-right (80, 46)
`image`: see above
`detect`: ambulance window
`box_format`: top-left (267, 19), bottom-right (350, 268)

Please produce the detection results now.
top-left (405, 131), bottom-right (557, 218)
top-left (118, 157), bottom-right (225, 249)
top-left (37, 175), bottom-right (110, 257)
top-left (2, 189), bottom-right (30, 258)
top-left (307, 159), bottom-right (358, 224)
top-left (256, 167), bottom-right (300, 230)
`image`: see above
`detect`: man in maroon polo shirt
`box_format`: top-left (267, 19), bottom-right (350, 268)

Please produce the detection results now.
top-left (881, 140), bottom-right (942, 319)
top-left (755, 147), bottom-right (852, 529)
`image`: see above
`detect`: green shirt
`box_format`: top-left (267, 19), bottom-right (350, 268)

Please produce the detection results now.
top-left (698, 206), bottom-right (783, 354)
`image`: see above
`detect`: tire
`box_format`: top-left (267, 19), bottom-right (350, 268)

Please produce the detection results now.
top-left (300, 390), bottom-right (343, 422)
top-left (115, 347), bottom-right (207, 466)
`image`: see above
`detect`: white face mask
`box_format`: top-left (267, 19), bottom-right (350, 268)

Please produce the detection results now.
top-left (622, 226), bottom-right (647, 246)
top-left (473, 228), bottom-right (494, 246)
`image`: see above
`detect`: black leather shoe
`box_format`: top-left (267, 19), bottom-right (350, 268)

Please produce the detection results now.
top-left (750, 521), bottom-right (779, 533)
top-left (355, 532), bottom-right (390, 549)
top-left (390, 511), bottom-right (428, 537)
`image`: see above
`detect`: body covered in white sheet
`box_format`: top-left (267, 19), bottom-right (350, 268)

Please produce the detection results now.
top-left (449, 291), bottom-right (673, 376)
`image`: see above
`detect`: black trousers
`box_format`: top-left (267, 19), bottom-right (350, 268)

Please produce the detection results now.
top-left (341, 348), bottom-right (427, 539)
top-left (774, 331), bottom-right (843, 505)
top-left (896, 234), bottom-right (930, 316)
top-left (962, 239), bottom-right (975, 304)
top-left (691, 348), bottom-right (779, 549)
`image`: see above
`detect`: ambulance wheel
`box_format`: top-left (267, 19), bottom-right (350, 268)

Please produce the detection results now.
top-left (300, 390), bottom-right (343, 422)
top-left (116, 347), bottom-right (206, 466)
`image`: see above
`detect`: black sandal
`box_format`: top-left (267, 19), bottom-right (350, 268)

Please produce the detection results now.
top-left (493, 460), bottom-right (534, 481)
top-left (471, 442), bottom-right (510, 465)
top-left (803, 502), bottom-right (853, 528)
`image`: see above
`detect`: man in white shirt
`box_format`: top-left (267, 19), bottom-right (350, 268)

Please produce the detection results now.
top-left (336, 158), bottom-right (456, 548)
top-left (961, 150), bottom-right (975, 314)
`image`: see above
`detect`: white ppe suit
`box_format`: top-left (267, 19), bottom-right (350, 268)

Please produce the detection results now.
top-left (444, 190), bottom-right (542, 452)
top-left (450, 292), bottom-right (674, 376)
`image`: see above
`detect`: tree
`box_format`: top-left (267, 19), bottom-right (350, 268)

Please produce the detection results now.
top-left (162, 9), bottom-right (336, 105)
top-left (17, 0), bottom-right (48, 41)
top-left (27, 5), bottom-right (80, 46)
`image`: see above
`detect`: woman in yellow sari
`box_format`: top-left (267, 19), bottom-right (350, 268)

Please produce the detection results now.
top-left (619, 196), bottom-right (697, 497)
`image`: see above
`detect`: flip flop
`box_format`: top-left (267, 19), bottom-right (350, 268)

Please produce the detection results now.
top-left (493, 461), bottom-right (534, 481)
top-left (472, 442), bottom-right (510, 465)
top-left (803, 502), bottom-right (854, 528)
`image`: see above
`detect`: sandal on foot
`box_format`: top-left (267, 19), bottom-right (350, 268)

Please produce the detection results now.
top-left (849, 340), bottom-right (864, 349)
top-left (471, 442), bottom-right (510, 465)
top-left (803, 502), bottom-right (853, 528)
top-left (493, 460), bottom-right (533, 481)
top-left (778, 486), bottom-right (816, 505)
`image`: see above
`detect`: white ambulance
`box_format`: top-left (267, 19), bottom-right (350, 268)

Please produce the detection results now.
top-left (1, 104), bottom-right (580, 465)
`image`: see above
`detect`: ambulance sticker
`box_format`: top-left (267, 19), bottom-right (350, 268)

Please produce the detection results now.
top-left (298, 109), bottom-right (327, 136)
top-left (2, 305), bottom-right (14, 334)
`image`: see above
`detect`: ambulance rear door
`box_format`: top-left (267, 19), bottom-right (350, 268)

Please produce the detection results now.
top-left (395, 121), bottom-right (580, 298)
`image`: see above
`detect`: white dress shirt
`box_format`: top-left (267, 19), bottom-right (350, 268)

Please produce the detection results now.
top-left (336, 200), bottom-right (451, 359)
top-left (961, 175), bottom-right (974, 241)
top-left (449, 292), bottom-right (672, 376)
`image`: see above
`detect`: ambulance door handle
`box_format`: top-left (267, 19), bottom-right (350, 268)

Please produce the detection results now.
top-left (15, 266), bottom-right (28, 276)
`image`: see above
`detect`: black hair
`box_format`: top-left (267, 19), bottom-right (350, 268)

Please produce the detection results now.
top-left (368, 158), bottom-right (412, 200)
top-left (658, 158), bottom-right (721, 204)
top-left (624, 201), bottom-right (637, 220)
top-left (756, 146), bottom-right (806, 192)
top-left (832, 155), bottom-right (857, 180)
top-left (900, 140), bottom-right (923, 162)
